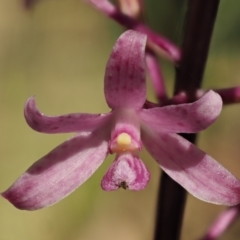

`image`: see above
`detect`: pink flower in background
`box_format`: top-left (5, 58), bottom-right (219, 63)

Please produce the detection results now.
top-left (87, 0), bottom-right (181, 61)
top-left (23, 0), bottom-right (39, 9)
top-left (2, 30), bottom-right (240, 211)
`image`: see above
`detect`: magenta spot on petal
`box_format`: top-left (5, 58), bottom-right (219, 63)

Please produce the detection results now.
top-left (124, 59), bottom-right (129, 68)
top-left (45, 152), bottom-right (57, 160)
top-left (180, 109), bottom-right (188, 115)
top-left (29, 164), bottom-right (44, 174)
top-left (24, 183), bottom-right (34, 193)
top-left (111, 52), bottom-right (117, 59)
top-left (134, 41), bottom-right (142, 49)
top-left (3, 190), bottom-right (20, 202)
top-left (171, 144), bottom-right (182, 154)
top-left (35, 111), bottom-right (41, 117)
top-left (196, 119), bottom-right (202, 125)
top-left (177, 122), bottom-right (185, 127)
top-left (61, 144), bottom-right (67, 149)
top-left (32, 119), bottom-right (39, 127)
top-left (117, 39), bottom-right (123, 46)
top-left (161, 135), bottom-right (169, 143)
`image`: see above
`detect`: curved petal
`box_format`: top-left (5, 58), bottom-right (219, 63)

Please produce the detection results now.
top-left (139, 90), bottom-right (222, 133)
top-left (104, 30), bottom-right (147, 110)
top-left (2, 130), bottom-right (109, 210)
top-left (101, 153), bottom-right (150, 191)
top-left (142, 130), bottom-right (240, 205)
top-left (24, 97), bottom-right (112, 134)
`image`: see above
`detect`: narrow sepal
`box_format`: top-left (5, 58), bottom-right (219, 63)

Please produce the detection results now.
top-left (139, 90), bottom-right (222, 133)
top-left (24, 97), bottom-right (111, 134)
top-left (104, 30), bottom-right (147, 109)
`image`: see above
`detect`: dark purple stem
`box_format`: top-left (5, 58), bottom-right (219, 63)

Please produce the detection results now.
top-left (154, 1), bottom-right (220, 240)
top-left (158, 86), bottom-right (240, 106)
top-left (213, 86), bottom-right (240, 104)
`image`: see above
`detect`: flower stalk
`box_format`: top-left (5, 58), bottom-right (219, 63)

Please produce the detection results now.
top-left (154, 0), bottom-right (220, 239)
top-left (157, 86), bottom-right (240, 106)
top-left (145, 50), bottom-right (168, 102)
top-left (87, 0), bottom-right (181, 61)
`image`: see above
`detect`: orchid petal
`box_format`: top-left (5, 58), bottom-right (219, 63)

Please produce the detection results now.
top-left (24, 97), bottom-right (111, 134)
top-left (142, 130), bottom-right (240, 205)
top-left (104, 30), bottom-right (147, 110)
top-left (101, 153), bottom-right (150, 191)
top-left (2, 130), bottom-right (108, 210)
top-left (139, 90), bottom-right (222, 133)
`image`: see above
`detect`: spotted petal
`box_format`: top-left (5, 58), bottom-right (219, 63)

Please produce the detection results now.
top-left (142, 130), bottom-right (240, 205)
top-left (2, 130), bottom-right (108, 210)
top-left (101, 153), bottom-right (150, 191)
top-left (104, 30), bottom-right (147, 110)
top-left (139, 90), bottom-right (222, 133)
top-left (24, 97), bottom-right (111, 134)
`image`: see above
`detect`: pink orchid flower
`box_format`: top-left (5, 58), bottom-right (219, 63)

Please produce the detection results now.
top-left (2, 30), bottom-right (240, 211)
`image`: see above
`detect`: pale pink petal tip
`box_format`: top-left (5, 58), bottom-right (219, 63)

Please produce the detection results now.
top-left (104, 30), bottom-right (147, 110)
top-left (192, 90), bottom-right (223, 125)
top-left (101, 153), bottom-right (150, 191)
top-left (24, 97), bottom-right (111, 134)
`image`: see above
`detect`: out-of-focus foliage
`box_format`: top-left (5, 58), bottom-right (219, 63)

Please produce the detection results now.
top-left (0, 0), bottom-right (240, 239)
top-left (145, 0), bottom-right (186, 44)
top-left (145, 0), bottom-right (240, 51)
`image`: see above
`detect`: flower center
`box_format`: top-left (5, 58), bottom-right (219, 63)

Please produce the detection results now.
top-left (116, 133), bottom-right (131, 150)
top-left (111, 132), bottom-right (139, 153)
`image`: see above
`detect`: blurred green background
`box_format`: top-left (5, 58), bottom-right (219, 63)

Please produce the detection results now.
top-left (1, 0), bottom-right (240, 239)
